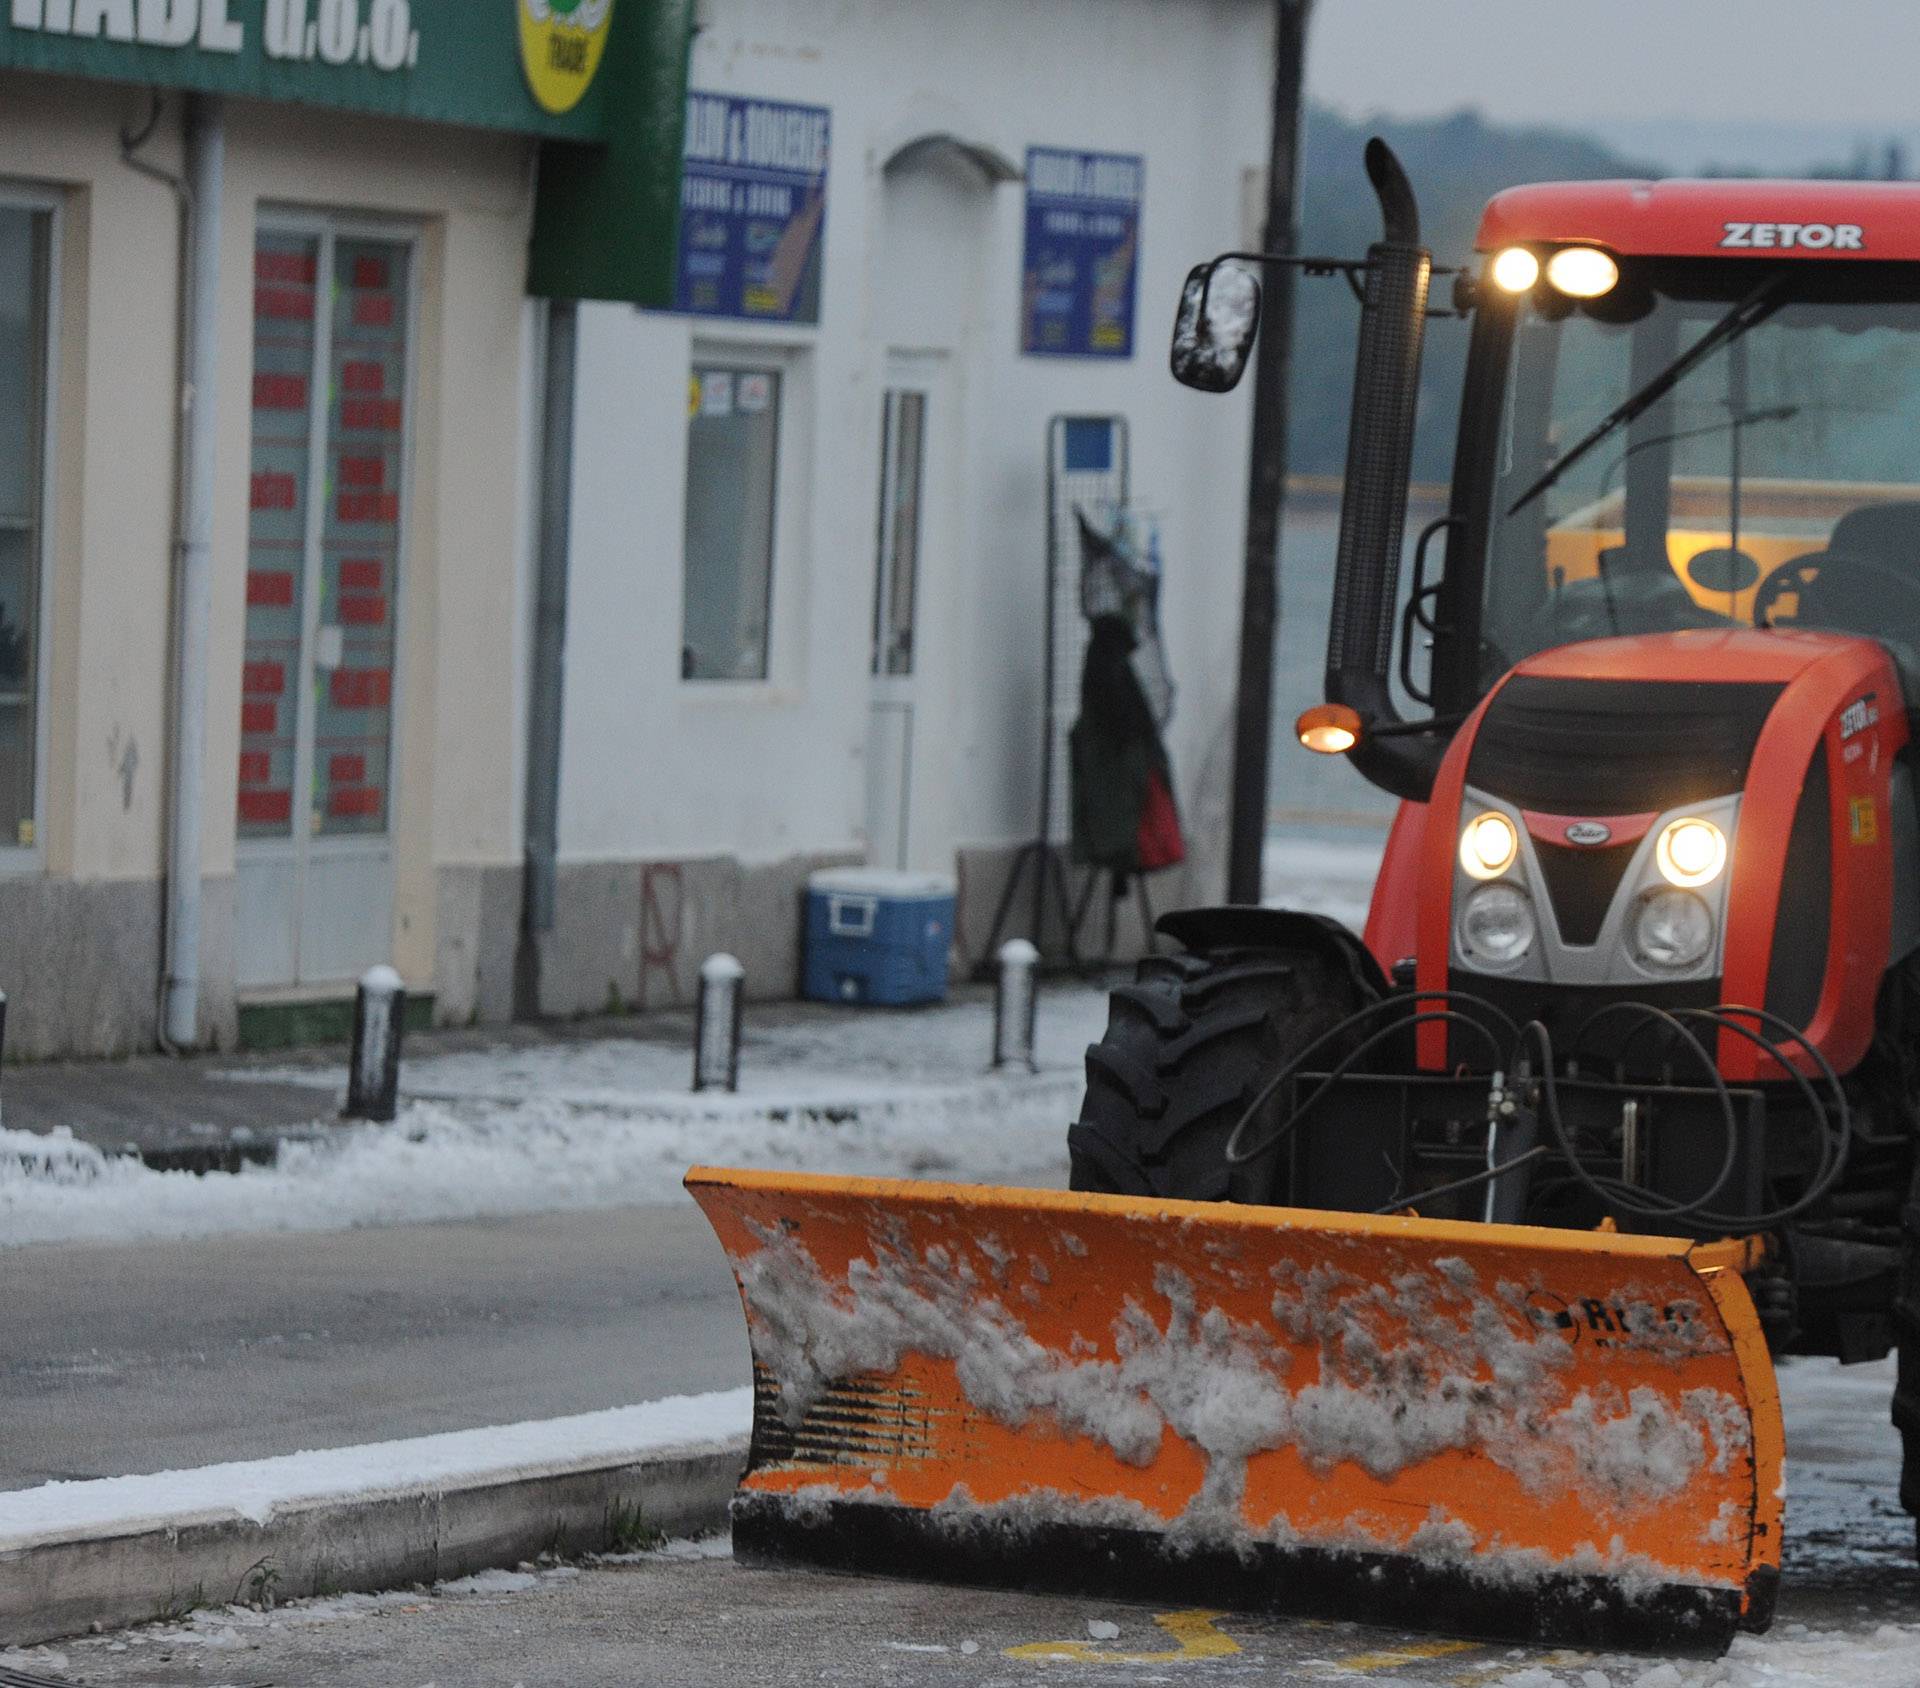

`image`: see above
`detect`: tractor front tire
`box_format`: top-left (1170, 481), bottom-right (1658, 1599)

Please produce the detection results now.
top-left (1067, 944), bottom-right (1360, 1206)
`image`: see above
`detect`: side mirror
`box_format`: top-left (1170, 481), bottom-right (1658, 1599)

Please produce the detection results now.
top-left (1169, 261), bottom-right (1260, 392)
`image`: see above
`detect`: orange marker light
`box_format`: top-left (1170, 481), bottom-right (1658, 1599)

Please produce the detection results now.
top-left (1296, 703), bottom-right (1363, 755)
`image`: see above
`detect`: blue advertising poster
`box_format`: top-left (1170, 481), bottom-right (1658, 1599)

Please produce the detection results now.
top-left (1021, 147), bottom-right (1143, 358)
top-left (676, 92), bottom-right (830, 323)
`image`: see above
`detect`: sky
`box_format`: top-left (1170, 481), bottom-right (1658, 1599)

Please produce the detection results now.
top-left (1307, 2), bottom-right (1920, 172)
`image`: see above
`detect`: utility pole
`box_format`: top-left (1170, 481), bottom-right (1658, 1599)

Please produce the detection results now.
top-left (1226, 0), bottom-right (1312, 905)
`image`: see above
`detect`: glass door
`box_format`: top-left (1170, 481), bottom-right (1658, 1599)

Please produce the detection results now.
top-left (237, 220), bottom-right (412, 989)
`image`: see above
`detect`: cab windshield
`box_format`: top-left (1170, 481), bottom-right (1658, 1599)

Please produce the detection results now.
top-left (1479, 261), bottom-right (1920, 694)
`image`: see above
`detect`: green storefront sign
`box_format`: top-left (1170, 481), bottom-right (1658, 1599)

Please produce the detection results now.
top-left (0, 0), bottom-right (690, 303)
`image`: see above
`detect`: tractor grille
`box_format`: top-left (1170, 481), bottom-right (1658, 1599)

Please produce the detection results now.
top-left (1532, 838), bottom-right (1641, 946)
top-left (1468, 676), bottom-right (1783, 815)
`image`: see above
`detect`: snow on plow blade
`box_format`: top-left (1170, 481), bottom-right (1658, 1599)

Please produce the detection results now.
top-left (685, 1168), bottom-right (1783, 1657)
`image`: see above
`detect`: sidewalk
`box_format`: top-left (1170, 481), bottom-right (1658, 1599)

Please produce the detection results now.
top-left (0, 832), bottom-right (1380, 1184)
top-left (0, 981), bottom-right (1109, 1251)
top-left (0, 982), bottom-right (1093, 1174)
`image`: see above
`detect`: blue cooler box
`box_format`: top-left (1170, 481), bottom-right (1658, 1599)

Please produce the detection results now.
top-left (804, 869), bottom-right (956, 1006)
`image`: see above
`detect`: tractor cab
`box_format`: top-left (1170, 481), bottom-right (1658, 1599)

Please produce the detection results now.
top-left (1449, 186), bottom-right (1920, 716)
top-left (1174, 167), bottom-right (1920, 795)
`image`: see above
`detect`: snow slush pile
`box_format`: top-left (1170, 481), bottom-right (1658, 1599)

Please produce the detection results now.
top-left (737, 1220), bottom-right (1749, 1572)
top-left (0, 1073), bottom-right (1077, 1249)
top-left (1488, 1622), bottom-right (1920, 1688)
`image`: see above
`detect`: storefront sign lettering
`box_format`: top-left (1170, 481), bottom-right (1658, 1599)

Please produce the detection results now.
top-left (1, 0), bottom-right (645, 138)
top-left (10, 0), bottom-right (420, 67)
top-left (6, 0), bottom-right (694, 306)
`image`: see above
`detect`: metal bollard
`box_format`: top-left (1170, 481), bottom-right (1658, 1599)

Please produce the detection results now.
top-left (992, 939), bottom-right (1039, 1072)
top-left (344, 964), bottom-right (406, 1123)
top-left (693, 953), bottom-right (744, 1093)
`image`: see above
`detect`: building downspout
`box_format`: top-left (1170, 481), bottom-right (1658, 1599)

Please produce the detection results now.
top-left (161, 95), bottom-right (225, 1049)
top-left (514, 297), bottom-right (578, 1019)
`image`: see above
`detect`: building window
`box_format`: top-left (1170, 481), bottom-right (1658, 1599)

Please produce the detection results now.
top-left (682, 364), bottom-right (780, 681)
top-left (240, 225), bottom-right (410, 843)
top-left (0, 201), bottom-right (51, 852)
top-left (871, 387), bottom-right (925, 677)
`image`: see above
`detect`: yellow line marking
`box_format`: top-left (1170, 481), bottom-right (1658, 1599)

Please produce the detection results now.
top-left (1004, 1608), bottom-right (1241, 1663)
top-left (1331, 1639), bottom-right (1482, 1673)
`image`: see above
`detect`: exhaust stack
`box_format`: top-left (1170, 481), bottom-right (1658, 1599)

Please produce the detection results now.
top-left (1325, 139), bottom-right (1438, 799)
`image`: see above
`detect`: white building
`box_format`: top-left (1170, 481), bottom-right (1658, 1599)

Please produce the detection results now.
top-left (535, 0), bottom-right (1274, 1012)
top-left (0, 2), bottom-right (688, 1055)
top-left (0, 0), bottom-right (1276, 1054)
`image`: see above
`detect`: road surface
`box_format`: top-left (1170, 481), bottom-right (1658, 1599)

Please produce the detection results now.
top-left (22, 1522), bottom-right (1919, 1688)
top-left (9, 1352), bottom-right (1917, 1687)
top-left (1, 1204), bottom-right (746, 1489)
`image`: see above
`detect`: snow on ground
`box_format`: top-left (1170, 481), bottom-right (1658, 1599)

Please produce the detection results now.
top-left (0, 1080), bottom-right (1080, 1250)
top-left (1775, 1354), bottom-right (1916, 1574)
top-left (0, 1389), bottom-right (750, 1548)
top-left (0, 986), bottom-right (1107, 1249)
top-left (1484, 1621), bottom-right (1920, 1688)
top-left (0, 842), bottom-right (1377, 1252)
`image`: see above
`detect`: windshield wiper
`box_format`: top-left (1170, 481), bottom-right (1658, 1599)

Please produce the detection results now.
top-left (1505, 270), bottom-right (1791, 518)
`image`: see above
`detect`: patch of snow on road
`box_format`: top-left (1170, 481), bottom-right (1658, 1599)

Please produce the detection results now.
top-left (0, 1388), bottom-right (750, 1549)
top-left (437, 1569), bottom-right (540, 1595)
top-left (1492, 1621), bottom-right (1920, 1688)
top-left (645, 1531), bottom-right (734, 1561)
top-left (1774, 1355), bottom-right (1913, 1574)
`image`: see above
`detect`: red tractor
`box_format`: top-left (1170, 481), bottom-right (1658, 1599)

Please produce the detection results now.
top-left (690, 144), bottom-right (1920, 1656)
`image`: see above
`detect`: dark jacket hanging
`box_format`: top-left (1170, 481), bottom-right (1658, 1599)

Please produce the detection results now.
top-left (1069, 613), bottom-right (1185, 882)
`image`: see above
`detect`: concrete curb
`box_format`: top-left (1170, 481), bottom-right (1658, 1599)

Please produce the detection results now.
top-left (0, 1438), bottom-right (745, 1649)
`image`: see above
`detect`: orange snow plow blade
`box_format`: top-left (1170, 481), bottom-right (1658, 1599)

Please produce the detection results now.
top-left (686, 1168), bottom-right (1783, 1657)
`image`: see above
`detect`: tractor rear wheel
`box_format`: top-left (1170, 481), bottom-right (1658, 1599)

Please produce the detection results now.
top-left (1897, 1152), bottom-right (1920, 1565)
top-left (1067, 945), bottom-right (1360, 1205)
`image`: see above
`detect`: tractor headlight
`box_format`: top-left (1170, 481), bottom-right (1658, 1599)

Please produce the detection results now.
top-left (1460, 882), bottom-right (1536, 965)
top-left (1655, 817), bottom-right (1727, 888)
top-left (1629, 888), bottom-right (1714, 971)
top-left (1544, 246), bottom-right (1620, 299)
top-left (1488, 246), bottom-right (1540, 293)
top-left (1460, 810), bottom-right (1519, 880)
